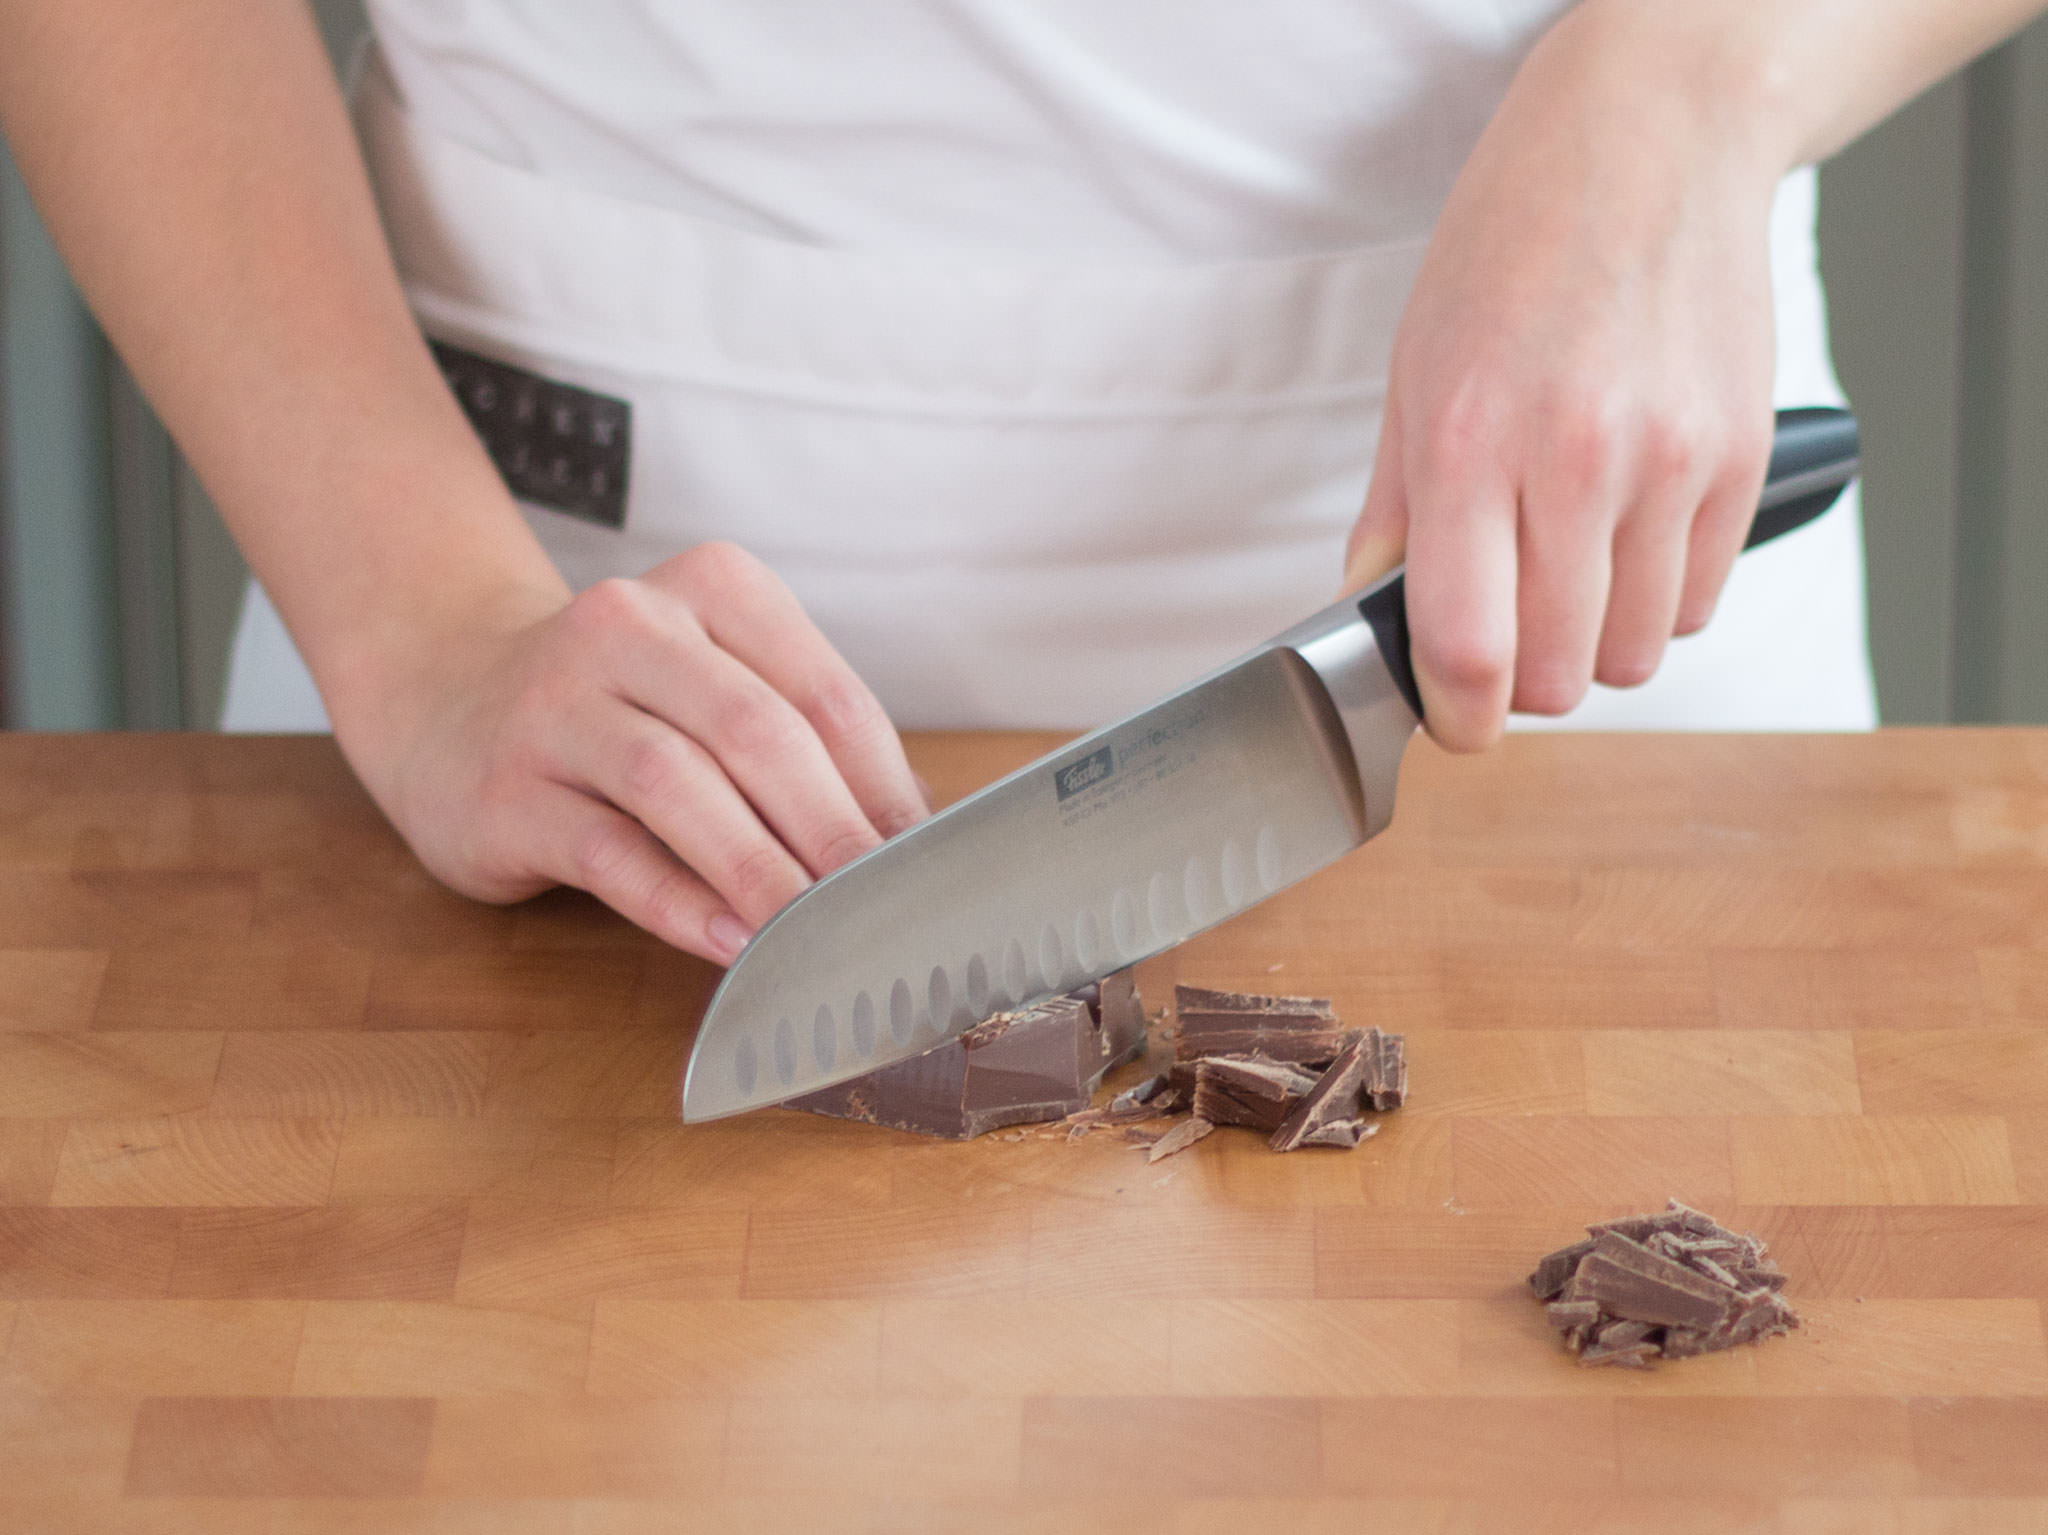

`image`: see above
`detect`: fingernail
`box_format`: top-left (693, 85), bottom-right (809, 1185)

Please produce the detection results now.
top-left (707, 913), bottom-right (753, 964)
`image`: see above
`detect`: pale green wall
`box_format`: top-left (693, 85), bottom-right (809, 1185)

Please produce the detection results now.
top-left (0, 144), bottom-right (120, 728)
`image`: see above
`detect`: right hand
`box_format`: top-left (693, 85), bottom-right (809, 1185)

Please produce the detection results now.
top-left (362, 542), bottom-right (929, 964)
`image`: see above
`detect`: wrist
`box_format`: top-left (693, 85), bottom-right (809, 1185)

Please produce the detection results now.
top-left (263, 457), bottom-right (570, 797)
top-left (1523, 1), bottom-right (1804, 188)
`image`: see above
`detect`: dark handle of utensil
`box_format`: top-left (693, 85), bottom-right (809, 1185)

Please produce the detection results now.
top-left (1356, 404), bottom-right (1861, 724)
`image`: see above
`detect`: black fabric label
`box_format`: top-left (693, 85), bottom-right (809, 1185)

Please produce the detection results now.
top-left (430, 341), bottom-right (631, 530)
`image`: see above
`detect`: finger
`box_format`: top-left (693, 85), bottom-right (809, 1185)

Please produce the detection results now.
top-left (541, 782), bottom-right (752, 964)
top-left (561, 690), bottom-right (815, 929)
top-left (1509, 417), bottom-right (1624, 717)
top-left (1343, 402), bottom-right (1410, 594)
top-left (660, 543), bottom-right (929, 838)
top-left (1403, 439), bottom-right (1519, 752)
top-left (1676, 431), bottom-right (1771, 635)
top-left (1595, 485), bottom-right (1694, 688)
top-left (576, 575), bottom-right (889, 882)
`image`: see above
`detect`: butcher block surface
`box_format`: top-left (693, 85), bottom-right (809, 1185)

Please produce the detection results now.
top-left (1, 728), bottom-right (2046, 1533)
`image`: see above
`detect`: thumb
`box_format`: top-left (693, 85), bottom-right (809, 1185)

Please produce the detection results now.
top-left (1343, 406), bottom-right (1409, 593)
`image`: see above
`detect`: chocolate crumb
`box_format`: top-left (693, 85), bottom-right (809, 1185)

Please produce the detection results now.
top-left (1146, 1117), bottom-right (1215, 1163)
top-left (1109, 1074), bottom-right (1171, 1113)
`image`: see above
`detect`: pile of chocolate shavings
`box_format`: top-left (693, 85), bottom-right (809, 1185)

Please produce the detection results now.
top-left (1529, 1200), bottom-right (1799, 1369)
top-left (1069, 985), bottom-right (1406, 1161)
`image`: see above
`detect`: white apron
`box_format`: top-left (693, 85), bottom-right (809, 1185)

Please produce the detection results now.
top-left (223, 18), bottom-right (1876, 734)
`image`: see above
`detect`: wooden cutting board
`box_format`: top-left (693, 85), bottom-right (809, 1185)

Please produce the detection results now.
top-left (0, 729), bottom-right (2044, 1532)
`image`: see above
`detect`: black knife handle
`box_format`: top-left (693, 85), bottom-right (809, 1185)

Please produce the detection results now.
top-left (1357, 404), bottom-right (1861, 725)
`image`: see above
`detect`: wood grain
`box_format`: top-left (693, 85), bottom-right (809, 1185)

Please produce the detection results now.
top-left (0, 730), bottom-right (2045, 1529)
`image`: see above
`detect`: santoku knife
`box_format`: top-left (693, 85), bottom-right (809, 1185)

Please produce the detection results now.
top-left (682, 406), bottom-right (1861, 1121)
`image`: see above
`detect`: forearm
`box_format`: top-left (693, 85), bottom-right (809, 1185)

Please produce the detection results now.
top-left (0, 0), bottom-right (563, 766)
top-left (1544, 0), bottom-right (2048, 178)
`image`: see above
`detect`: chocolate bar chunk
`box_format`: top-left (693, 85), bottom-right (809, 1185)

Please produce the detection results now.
top-left (1528, 1238), bottom-right (1596, 1302)
top-left (1361, 1027), bottom-right (1408, 1111)
top-left (1268, 1031), bottom-right (1369, 1151)
top-left (1191, 1056), bottom-right (1321, 1132)
top-left (1526, 1201), bottom-right (1800, 1370)
top-left (1568, 1232), bottom-right (1737, 1331)
top-left (1173, 985), bottom-right (1356, 1067)
top-left (1095, 971), bottom-right (1150, 1072)
top-left (786, 973), bottom-right (1144, 1139)
top-left (1546, 1298), bottom-right (1601, 1330)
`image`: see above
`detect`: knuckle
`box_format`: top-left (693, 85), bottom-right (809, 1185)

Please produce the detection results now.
top-left (723, 840), bottom-right (796, 907)
top-left (620, 731), bottom-right (689, 804)
top-left (803, 671), bottom-right (887, 742)
top-left (567, 577), bottom-right (648, 640)
top-left (570, 819), bottom-right (636, 893)
top-left (1427, 634), bottom-right (1512, 698)
top-left (1638, 412), bottom-right (1705, 488)
top-left (678, 540), bottom-right (765, 598)
top-left (1417, 386), bottom-right (1504, 481)
top-left (711, 685), bottom-right (807, 760)
top-left (813, 822), bottom-right (879, 875)
top-left (1548, 396), bottom-right (1628, 492)
top-left (639, 869), bottom-right (702, 939)
top-left (875, 805), bottom-right (925, 839)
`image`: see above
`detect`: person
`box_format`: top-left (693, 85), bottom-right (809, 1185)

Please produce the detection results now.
top-left (0, 1), bottom-right (2038, 966)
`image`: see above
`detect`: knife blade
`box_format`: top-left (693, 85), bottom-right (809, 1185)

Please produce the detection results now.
top-left (681, 405), bottom-right (1861, 1122)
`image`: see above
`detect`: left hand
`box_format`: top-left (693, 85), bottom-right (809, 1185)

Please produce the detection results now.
top-left (1343, 2), bottom-right (1784, 751)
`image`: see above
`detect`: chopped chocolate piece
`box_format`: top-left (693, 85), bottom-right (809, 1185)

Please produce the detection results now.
top-left (787, 973), bottom-right (1146, 1139)
top-left (1269, 1032), bottom-right (1369, 1151)
top-left (1716, 1288), bottom-right (1800, 1348)
top-left (1526, 1201), bottom-right (1800, 1370)
top-left (1070, 1084), bottom-right (1183, 1130)
top-left (1173, 985), bottom-right (1356, 1067)
top-left (1299, 1118), bottom-right (1376, 1149)
top-left (1728, 1262), bottom-right (1787, 1293)
top-left (1147, 1117), bottom-right (1214, 1163)
top-left (1588, 1205), bottom-right (1718, 1244)
top-left (1097, 971), bottom-right (1151, 1072)
top-left (1686, 1253), bottom-right (1742, 1291)
top-left (1191, 1056), bottom-right (1321, 1132)
top-left (1579, 1341), bottom-right (1658, 1370)
top-left (1109, 1074), bottom-right (1170, 1114)
top-left (1545, 1299), bottom-right (1601, 1333)
top-left (1540, 1301), bottom-right (1605, 1367)
top-left (1528, 1239), bottom-right (1596, 1301)
top-left (1569, 1232), bottom-right (1737, 1332)
top-left (1658, 1327), bottom-right (1716, 1359)
top-left (1591, 1318), bottom-right (1659, 1351)
top-left (1361, 1027), bottom-right (1408, 1111)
